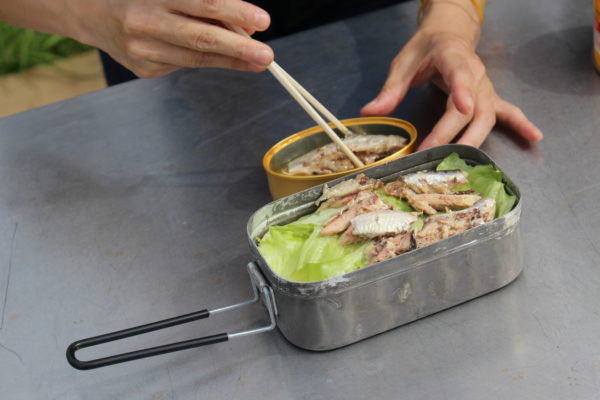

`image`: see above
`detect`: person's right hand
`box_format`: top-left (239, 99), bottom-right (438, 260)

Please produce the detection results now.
top-left (71, 0), bottom-right (274, 78)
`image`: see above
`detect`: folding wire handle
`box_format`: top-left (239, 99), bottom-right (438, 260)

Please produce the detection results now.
top-left (66, 262), bottom-right (277, 370)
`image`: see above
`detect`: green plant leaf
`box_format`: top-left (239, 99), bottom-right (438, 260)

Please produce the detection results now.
top-left (0, 22), bottom-right (93, 75)
top-left (437, 152), bottom-right (517, 217)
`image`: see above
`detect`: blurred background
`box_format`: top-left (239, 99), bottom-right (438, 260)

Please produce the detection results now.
top-left (0, 22), bottom-right (106, 117)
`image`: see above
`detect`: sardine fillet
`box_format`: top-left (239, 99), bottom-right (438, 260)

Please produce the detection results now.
top-left (286, 135), bottom-right (407, 176)
top-left (406, 193), bottom-right (482, 215)
top-left (351, 210), bottom-right (418, 237)
top-left (316, 173), bottom-right (383, 210)
top-left (320, 191), bottom-right (391, 236)
top-left (415, 198), bottom-right (496, 248)
top-left (369, 232), bottom-right (415, 263)
top-left (385, 169), bottom-right (468, 197)
top-left (338, 210), bottom-right (417, 244)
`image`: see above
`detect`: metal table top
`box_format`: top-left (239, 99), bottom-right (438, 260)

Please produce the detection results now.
top-left (1, 0), bottom-right (599, 398)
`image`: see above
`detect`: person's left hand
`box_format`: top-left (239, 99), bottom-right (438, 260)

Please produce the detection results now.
top-left (360, 1), bottom-right (543, 150)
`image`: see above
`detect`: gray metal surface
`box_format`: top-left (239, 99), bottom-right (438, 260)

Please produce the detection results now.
top-left (0, 0), bottom-right (598, 398)
top-left (250, 145), bottom-right (523, 351)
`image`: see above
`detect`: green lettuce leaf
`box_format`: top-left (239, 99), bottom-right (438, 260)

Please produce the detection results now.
top-left (467, 165), bottom-right (516, 217)
top-left (259, 153), bottom-right (517, 283)
top-left (436, 152), bottom-right (516, 217)
top-left (294, 207), bottom-right (339, 225)
top-left (436, 152), bottom-right (474, 173)
top-left (259, 209), bottom-right (370, 282)
top-left (374, 189), bottom-right (413, 211)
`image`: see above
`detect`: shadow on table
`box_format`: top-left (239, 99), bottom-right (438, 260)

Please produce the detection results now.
top-left (511, 25), bottom-right (600, 96)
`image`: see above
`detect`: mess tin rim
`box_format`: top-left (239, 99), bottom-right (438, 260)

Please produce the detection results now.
top-left (262, 117), bottom-right (418, 181)
top-left (250, 144), bottom-right (522, 297)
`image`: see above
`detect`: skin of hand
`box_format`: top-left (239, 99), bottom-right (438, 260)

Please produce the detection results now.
top-left (0, 0), bottom-right (275, 78)
top-left (360, 0), bottom-right (543, 149)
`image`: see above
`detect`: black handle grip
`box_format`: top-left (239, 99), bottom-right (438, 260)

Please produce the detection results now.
top-left (66, 309), bottom-right (228, 370)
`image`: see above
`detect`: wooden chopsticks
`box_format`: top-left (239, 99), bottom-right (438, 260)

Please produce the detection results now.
top-left (225, 24), bottom-right (365, 168)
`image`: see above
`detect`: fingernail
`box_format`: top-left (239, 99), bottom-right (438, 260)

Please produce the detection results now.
top-left (253, 48), bottom-right (273, 65)
top-left (365, 98), bottom-right (379, 108)
top-left (254, 10), bottom-right (270, 30)
top-left (419, 134), bottom-right (437, 150)
top-left (462, 96), bottom-right (474, 114)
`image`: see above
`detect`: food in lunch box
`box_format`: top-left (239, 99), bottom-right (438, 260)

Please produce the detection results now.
top-left (319, 190), bottom-right (392, 236)
top-left (413, 198), bottom-right (496, 248)
top-left (283, 134), bottom-right (407, 176)
top-left (259, 153), bottom-right (517, 282)
top-left (384, 169), bottom-right (469, 195)
top-left (316, 173), bottom-right (383, 210)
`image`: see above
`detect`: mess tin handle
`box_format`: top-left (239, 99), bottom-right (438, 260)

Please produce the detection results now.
top-left (66, 262), bottom-right (277, 370)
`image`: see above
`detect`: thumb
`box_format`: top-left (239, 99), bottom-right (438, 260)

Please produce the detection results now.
top-left (361, 50), bottom-right (422, 116)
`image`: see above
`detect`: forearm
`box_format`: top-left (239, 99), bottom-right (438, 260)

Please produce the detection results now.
top-left (0, 0), bottom-right (85, 40)
top-left (418, 0), bottom-right (483, 49)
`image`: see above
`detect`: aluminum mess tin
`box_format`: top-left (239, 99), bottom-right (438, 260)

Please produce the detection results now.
top-left (66, 144), bottom-right (521, 370)
top-left (247, 144), bottom-right (523, 350)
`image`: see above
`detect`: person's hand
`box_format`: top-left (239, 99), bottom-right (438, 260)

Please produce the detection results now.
top-left (69, 0), bottom-right (274, 78)
top-left (360, 0), bottom-right (543, 150)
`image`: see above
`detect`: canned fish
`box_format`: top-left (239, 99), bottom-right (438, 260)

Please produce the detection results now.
top-left (595, 0), bottom-right (600, 73)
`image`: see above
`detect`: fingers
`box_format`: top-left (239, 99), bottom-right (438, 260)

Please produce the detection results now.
top-left (418, 96), bottom-right (471, 150)
top-left (363, 29), bottom-right (540, 150)
top-left (150, 13), bottom-right (273, 66)
top-left (118, 56), bottom-right (181, 79)
top-left (419, 89), bottom-right (543, 150)
top-left (450, 83), bottom-right (474, 116)
top-left (459, 89), bottom-right (543, 147)
top-left (123, 38), bottom-right (266, 77)
top-left (173, 0), bottom-right (270, 31)
top-left (361, 39), bottom-right (426, 116)
top-left (456, 90), bottom-right (496, 148)
top-left (360, 85), bottom-right (408, 117)
top-left (496, 99), bottom-right (544, 142)
top-left (419, 51), bottom-right (496, 149)
top-left (113, 0), bottom-right (273, 75)
top-left (437, 51), bottom-right (479, 116)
